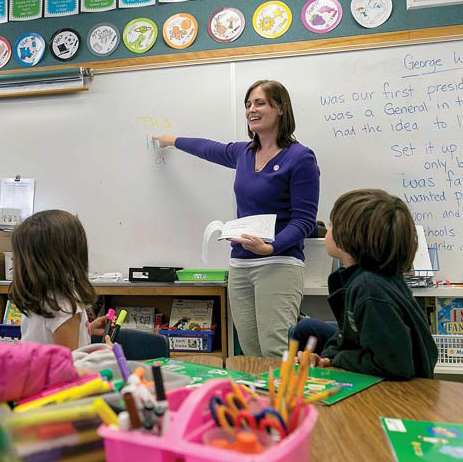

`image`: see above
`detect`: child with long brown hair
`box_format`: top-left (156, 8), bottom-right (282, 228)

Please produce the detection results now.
top-left (9, 210), bottom-right (112, 350)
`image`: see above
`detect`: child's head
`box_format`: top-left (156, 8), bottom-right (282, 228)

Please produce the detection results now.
top-left (328, 189), bottom-right (417, 276)
top-left (9, 210), bottom-right (97, 317)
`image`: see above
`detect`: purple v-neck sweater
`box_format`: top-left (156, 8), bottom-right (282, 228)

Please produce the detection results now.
top-left (176, 138), bottom-right (320, 261)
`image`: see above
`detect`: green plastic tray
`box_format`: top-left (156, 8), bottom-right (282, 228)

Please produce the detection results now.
top-left (176, 269), bottom-right (228, 282)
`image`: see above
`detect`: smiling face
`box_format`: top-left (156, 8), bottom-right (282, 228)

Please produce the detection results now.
top-left (245, 85), bottom-right (282, 138)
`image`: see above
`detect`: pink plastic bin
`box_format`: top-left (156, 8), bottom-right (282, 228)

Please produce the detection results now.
top-left (98, 379), bottom-right (318, 462)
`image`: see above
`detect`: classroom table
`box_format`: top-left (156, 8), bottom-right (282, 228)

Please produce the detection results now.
top-left (195, 355), bottom-right (463, 462)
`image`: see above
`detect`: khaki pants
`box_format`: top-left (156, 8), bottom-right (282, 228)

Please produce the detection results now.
top-left (228, 264), bottom-right (303, 359)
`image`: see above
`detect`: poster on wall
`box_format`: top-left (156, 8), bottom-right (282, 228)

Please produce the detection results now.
top-left (0, 37), bottom-right (11, 67)
top-left (0, 0), bottom-right (7, 23)
top-left (9, 0), bottom-right (42, 21)
top-left (119, 0), bottom-right (155, 9)
top-left (45, 0), bottom-right (78, 17)
top-left (81, 0), bottom-right (115, 13)
top-left (162, 13), bottom-right (198, 49)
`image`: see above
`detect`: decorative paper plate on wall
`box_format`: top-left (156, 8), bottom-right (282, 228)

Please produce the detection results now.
top-left (350, 0), bottom-right (392, 28)
top-left (0, 37), bottom-right (11, 69)
top-left (252, 1), bottom-right (292, 39)
top-left (207, 7), bottom-right (245, 43)
top-left (123, 18), bottom-right (158, 53)
top-left (163, 13), bottom-right (198, 49)
top-left (50, 29), bottom-right (80, 61)
top-left (14, 33), bottom-right (46, 66)
top-left (301, 0), bottom-right (343, 34)
top-left (87, 23), bottom-right (120, 57)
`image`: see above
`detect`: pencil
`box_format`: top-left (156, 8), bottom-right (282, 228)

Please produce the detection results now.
top-left (287, 339), bottom-right (299, 382)
top-left (306, 336), bottom-right (317, 379)
top-left (295, 336), bottom-right (318, 402)
top-left (229, 375), bottom-right (246, 402)
top-left (286, 373), bottom-right (299, 410)
top-left (303, 387), bottom-right (342, 405)
top-left (268, 369), bottom-right (275, 408)
top-left (275, 350), bottom-right (289, 413)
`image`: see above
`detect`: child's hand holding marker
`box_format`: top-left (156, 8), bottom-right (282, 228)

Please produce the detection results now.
top-left (90, 311), bottom-right (116, 338)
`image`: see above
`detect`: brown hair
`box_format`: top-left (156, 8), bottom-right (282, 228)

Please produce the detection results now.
top-left (245, 80), bottom-right (297, 150)
top-left (9, 210), bottom-right (97, 318)
top-left (330, 189), bottom-right (417, 276)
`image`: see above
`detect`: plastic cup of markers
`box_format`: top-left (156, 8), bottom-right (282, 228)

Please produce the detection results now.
top-left (202, 427), bottom-right (275, 454)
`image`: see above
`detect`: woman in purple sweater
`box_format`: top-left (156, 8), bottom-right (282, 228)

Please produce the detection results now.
top-left (154, 80), bottom-right (320, 358)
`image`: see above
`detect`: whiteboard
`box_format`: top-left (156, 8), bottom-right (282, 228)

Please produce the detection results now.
top-left (235, 41), bottom-right (463, 282)
top-left (1, 40), bottom-right (463, 281)
top-left (0, 63), bottom-right (236, 272)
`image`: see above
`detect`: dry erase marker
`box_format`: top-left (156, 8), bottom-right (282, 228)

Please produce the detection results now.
top-left (142, 401), bottom-right (157, 431)
top-left (110, 309), bottom-right (127, 342)
top-left (6, 405), bottom-right (97, 428)
top-left (113, 343), bottom-right (131, 382)
top-left (15, 429), bottom-right (100, 458)
top-left (118, 411), bottom-right (131, 431)
top-left (14, 379), bottom-right (112, 412)
top-left (103, 309), bottom-right (116, 340)
top-left (152, 365), bottom-right (169, 435)
top-left (122, 392), bottom-right (142, 429)
top-left (93, 398), bottom-right (119, 426)
top-left (17, 373), bottom-right (101, 406)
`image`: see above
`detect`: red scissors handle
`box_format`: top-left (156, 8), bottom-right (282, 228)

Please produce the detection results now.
top-left (234, 410), bottom-right (258, 429)
top-left (259, 418), bottom-right (286, 440)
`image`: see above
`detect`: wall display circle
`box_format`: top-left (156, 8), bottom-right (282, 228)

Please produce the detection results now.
top-left (207, 8), bottom-right (245, 43)
top-left (350, 0), bottom-right (392, 28)
top-left (252, 1), bottom-right (292, 39)
top-left (87, 23), bottom-right (120, 57)
top-left (50, 29), bottom-right (80, 61)
top-left (0, 37), bottom-right (12, 69)
top-left (14, 33), bottom-right (46, 67)
top-left (301, 0), bottom-right (342, 34)
top-left (123, 18), bottom-right (158, 54)
top-left (163, 13), bottom-right (198, 49)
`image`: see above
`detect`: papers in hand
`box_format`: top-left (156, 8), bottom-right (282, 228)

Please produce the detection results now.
top-left (202, 214), bottom-right (277, 263)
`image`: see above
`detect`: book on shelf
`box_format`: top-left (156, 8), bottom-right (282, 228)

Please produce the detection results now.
top-left (435, 297), bottom-right (463, 335)
top-left (3, 300), bottom-right (21, 325)
top-left (117, 306), bottom-right (156, 332)
top-left (424, 297), bottom-right (437, 334)
top-left (168, 299), bottom-right (214, 330)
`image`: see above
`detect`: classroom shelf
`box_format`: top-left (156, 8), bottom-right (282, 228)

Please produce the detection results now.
top-left (0, 281), bottom-right (229, 362)
top-left (304, 286), bottom-right (463, 297)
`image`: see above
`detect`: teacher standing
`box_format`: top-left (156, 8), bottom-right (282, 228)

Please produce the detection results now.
top-left (154, 80), bottom-right (320, 358)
